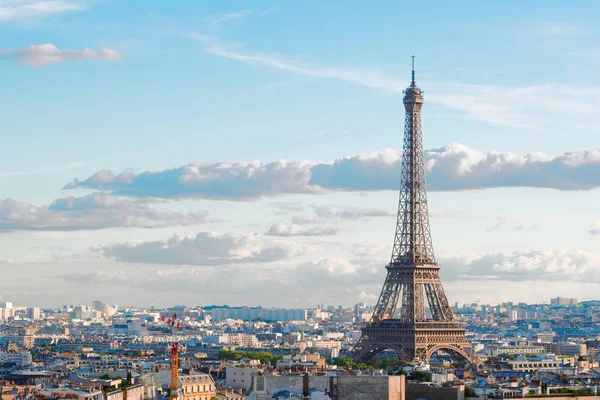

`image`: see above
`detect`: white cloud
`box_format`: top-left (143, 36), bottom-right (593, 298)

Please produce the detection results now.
top-left (44, 247), bottom-right (600, 307)
top-left (439, 249), bottom-right (600, 283)
top-left (430, 83), bottom-right (600, 129)
top-left (204, 10), bottom-right (251, 31)
top-left (0, 193), bottom-right (209, 230)
top-left (0, 0), bottom-right (85, 21)
top-left (0, 43), bottom-right (122, 66)
top-left (266, 222), bottom-right (338, 237)
top-left (97, 231), bottom-right (307, 265)
top-left (205, 45), bottom-right (404, 93)
top-left (64, 144), bottom-right (600, 199)
top-left (203, 46), bottom-right (600, 129)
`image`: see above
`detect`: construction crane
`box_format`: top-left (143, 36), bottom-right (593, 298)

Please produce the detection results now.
top-left (160, 313), bottom-right (183, 400)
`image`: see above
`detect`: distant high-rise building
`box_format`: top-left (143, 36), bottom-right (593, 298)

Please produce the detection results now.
top-left (0, 302), bottom-right (13, 309)
top-left (554, 342), bottom-right (586, 356)
top-left (550, 297), bottom-right (578, 306)
top-left (0, 302), bottom-right (14, 321)
top-left (92, 300), bottom-right (117, 316)
top-left (26, 307), bottom-right (41, 320)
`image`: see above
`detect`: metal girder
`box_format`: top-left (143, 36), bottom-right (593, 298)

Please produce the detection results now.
top-left (351, 69), bottom-right (479, 367)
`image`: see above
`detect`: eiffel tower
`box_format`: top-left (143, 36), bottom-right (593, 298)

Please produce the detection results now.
top-left (352, 58), bottom-right (480, 365)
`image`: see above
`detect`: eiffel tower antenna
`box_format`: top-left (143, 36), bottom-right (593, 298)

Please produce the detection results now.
top-left (351, 57), bottom-right (480, 366)
top-left (411, 55), bottom-right (415, 85)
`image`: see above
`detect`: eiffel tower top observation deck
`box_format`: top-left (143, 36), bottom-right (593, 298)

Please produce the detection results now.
top-left (391, 56), bottom-right (435, 267)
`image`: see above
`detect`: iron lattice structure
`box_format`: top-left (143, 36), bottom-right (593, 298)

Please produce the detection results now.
top-left (352, 61), bottom-right (480, 365)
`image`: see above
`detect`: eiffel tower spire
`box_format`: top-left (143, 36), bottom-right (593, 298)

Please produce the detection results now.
top-left (351, 58), bottom-right (480, 365)
top-left (390, 56), bottom-right (435, 267)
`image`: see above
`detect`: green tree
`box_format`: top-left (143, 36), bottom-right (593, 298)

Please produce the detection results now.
top-left (380, 358), bottom-right (392, 370)
top-left (218, 350), bottom-right (242, 361)
top-left (332, 358), bottom-right (356, 368)
top-left (464, 386), bottom-right (476, 397)
top-left (408, 371), bottom-right (432, 382)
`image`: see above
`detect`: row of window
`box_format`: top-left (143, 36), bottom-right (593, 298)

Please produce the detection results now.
top-left (184, 385), bottom-right (213, 393)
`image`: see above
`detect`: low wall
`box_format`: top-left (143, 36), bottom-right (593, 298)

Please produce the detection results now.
top-left (467, 397), bottom-right (600, 400)
top-left (407, 383), bottom-right (464, 400)
top-left (333, 375), bottom-right (405, 400)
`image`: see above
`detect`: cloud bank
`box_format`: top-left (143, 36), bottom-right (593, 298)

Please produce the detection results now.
top-left (0, 43), bottom-right (122, 66)
top-left (64, 144), bottom-right (600, 200)
top-left (51, 247), bottom-right (600, 307)
top-left (0, 193), bottom-right (209, 230)
top-left (440, 249), bottom-right (600, 283)
top-left (97, 232), bottom-right (307, 265)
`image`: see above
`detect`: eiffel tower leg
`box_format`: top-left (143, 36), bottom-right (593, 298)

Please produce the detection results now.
top-left (351, 334), bottom-right (381, 363)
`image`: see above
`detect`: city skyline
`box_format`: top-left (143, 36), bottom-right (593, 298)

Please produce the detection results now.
top-left (1, 1), bottom-right (600, 307)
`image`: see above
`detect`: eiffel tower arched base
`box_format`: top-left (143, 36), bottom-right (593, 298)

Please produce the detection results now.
top-left (352, 320), bottom-right (481, 366)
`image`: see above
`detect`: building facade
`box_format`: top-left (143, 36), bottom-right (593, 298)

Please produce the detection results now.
top-left (179, 370), bottom-right (216, 400)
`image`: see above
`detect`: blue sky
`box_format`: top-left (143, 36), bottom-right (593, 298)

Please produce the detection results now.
top-left (0, 0), bottom-right (599, 308)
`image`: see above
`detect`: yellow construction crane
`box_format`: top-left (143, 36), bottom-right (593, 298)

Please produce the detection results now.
top-left (160, 313), bottom-right (183, 400)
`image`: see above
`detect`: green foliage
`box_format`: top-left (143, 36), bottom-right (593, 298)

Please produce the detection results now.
top-left (331, 358), bottom-right (355, 368)
top-left (100, 374), bottom-right (112, 380)
top-left (380, 358), bottom-right (392, 369)
top-left (408, 371), bottom-right (432, 382)
top-left (464, 386), bottom-right (476, 397)
top-left (217, 350), bottom-right (282, 365)
top-left (548, 387), bottom-right (593, 396)
top-left (218, 350), bottom-right (243, 361)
